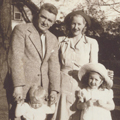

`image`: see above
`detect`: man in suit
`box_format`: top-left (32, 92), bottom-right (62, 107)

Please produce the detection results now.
top-left (8, 3), bottom-right (60, 119)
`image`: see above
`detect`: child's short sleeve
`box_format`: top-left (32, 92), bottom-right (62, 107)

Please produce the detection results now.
top-left (21, 103), bottom-right (30, 111)
top-left (42, 104), bottom-right (55, 114)
top-left (15, 102), bottom-right (30, 117)
top-left (21, 103), bottom-right (31, 114)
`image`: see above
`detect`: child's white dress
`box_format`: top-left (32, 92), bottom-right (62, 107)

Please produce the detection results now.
top-left (18, 103), bottom-right (54, 120)
top-left (80, 87), bottom-right (113, 120)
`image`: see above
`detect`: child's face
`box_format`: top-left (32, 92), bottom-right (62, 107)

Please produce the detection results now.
top-left (88, 72), bottom-right (103, 89)
top-left (30, 97), bottom-right (45, 109)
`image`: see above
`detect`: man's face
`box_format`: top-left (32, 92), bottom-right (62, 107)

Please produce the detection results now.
top-left (37, 9), bottom-right (56, 33)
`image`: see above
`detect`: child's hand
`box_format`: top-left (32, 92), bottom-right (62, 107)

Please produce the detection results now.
top-left (86, 99), bottom-right (96, 107)
top-left (96, 100), bottom-right (106, 107)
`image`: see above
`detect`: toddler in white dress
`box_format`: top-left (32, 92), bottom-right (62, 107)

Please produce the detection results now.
top-left (15, 85), bottom-right (55, 120)
top-left (77, 63), bottom-right (115, 120)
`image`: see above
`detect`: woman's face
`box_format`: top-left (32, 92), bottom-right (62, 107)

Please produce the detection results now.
top-left (70, 15), bottom-right (86, 36)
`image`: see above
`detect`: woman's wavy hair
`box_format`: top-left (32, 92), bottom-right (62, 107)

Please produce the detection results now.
top-left (64, 10), bottom-right (91, 37)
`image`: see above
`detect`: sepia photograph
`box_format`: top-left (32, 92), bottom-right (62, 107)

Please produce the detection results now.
top-left (0, 0), bottom-right (120, 120)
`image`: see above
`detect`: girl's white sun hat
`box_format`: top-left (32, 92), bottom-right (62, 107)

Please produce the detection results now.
top-left (78, 63), bottom-right (113, 89)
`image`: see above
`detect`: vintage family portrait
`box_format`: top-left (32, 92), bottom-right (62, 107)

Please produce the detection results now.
top-left (0, 0), bottom-right (120, 120)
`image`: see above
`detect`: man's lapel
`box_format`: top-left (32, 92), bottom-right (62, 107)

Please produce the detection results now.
top-left (27, 24), bottom-right (43, 59)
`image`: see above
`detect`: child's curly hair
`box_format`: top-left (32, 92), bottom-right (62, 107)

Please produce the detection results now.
top-left (28, 85), bottom-right (47, 104)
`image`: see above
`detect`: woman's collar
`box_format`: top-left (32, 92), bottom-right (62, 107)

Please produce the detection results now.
top-left (70, 35), bottom-right (88, 49)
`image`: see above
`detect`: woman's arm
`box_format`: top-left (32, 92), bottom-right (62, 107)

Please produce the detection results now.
top-left (89, 39), bottom-right (99, 63)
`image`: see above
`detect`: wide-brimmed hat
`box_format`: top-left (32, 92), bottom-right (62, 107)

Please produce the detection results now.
top-left (64, 10), bottom-right (91, 27)
top-left (78, 63), bottom-right (113, 89)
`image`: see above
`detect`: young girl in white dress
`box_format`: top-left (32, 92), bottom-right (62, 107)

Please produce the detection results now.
top-left (15, 85), bottom-right (55, 120)
top-left (77, 63), bottom-right (115, 120)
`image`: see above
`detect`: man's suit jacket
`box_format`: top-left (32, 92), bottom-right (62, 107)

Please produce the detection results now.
top-left (8, 23), bottom-right (60, 99)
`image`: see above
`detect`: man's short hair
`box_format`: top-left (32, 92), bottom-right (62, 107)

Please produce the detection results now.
top-left (32, 3), bottom-right (58, 28)
top-left (38, 3), bottom-right (58, 15)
